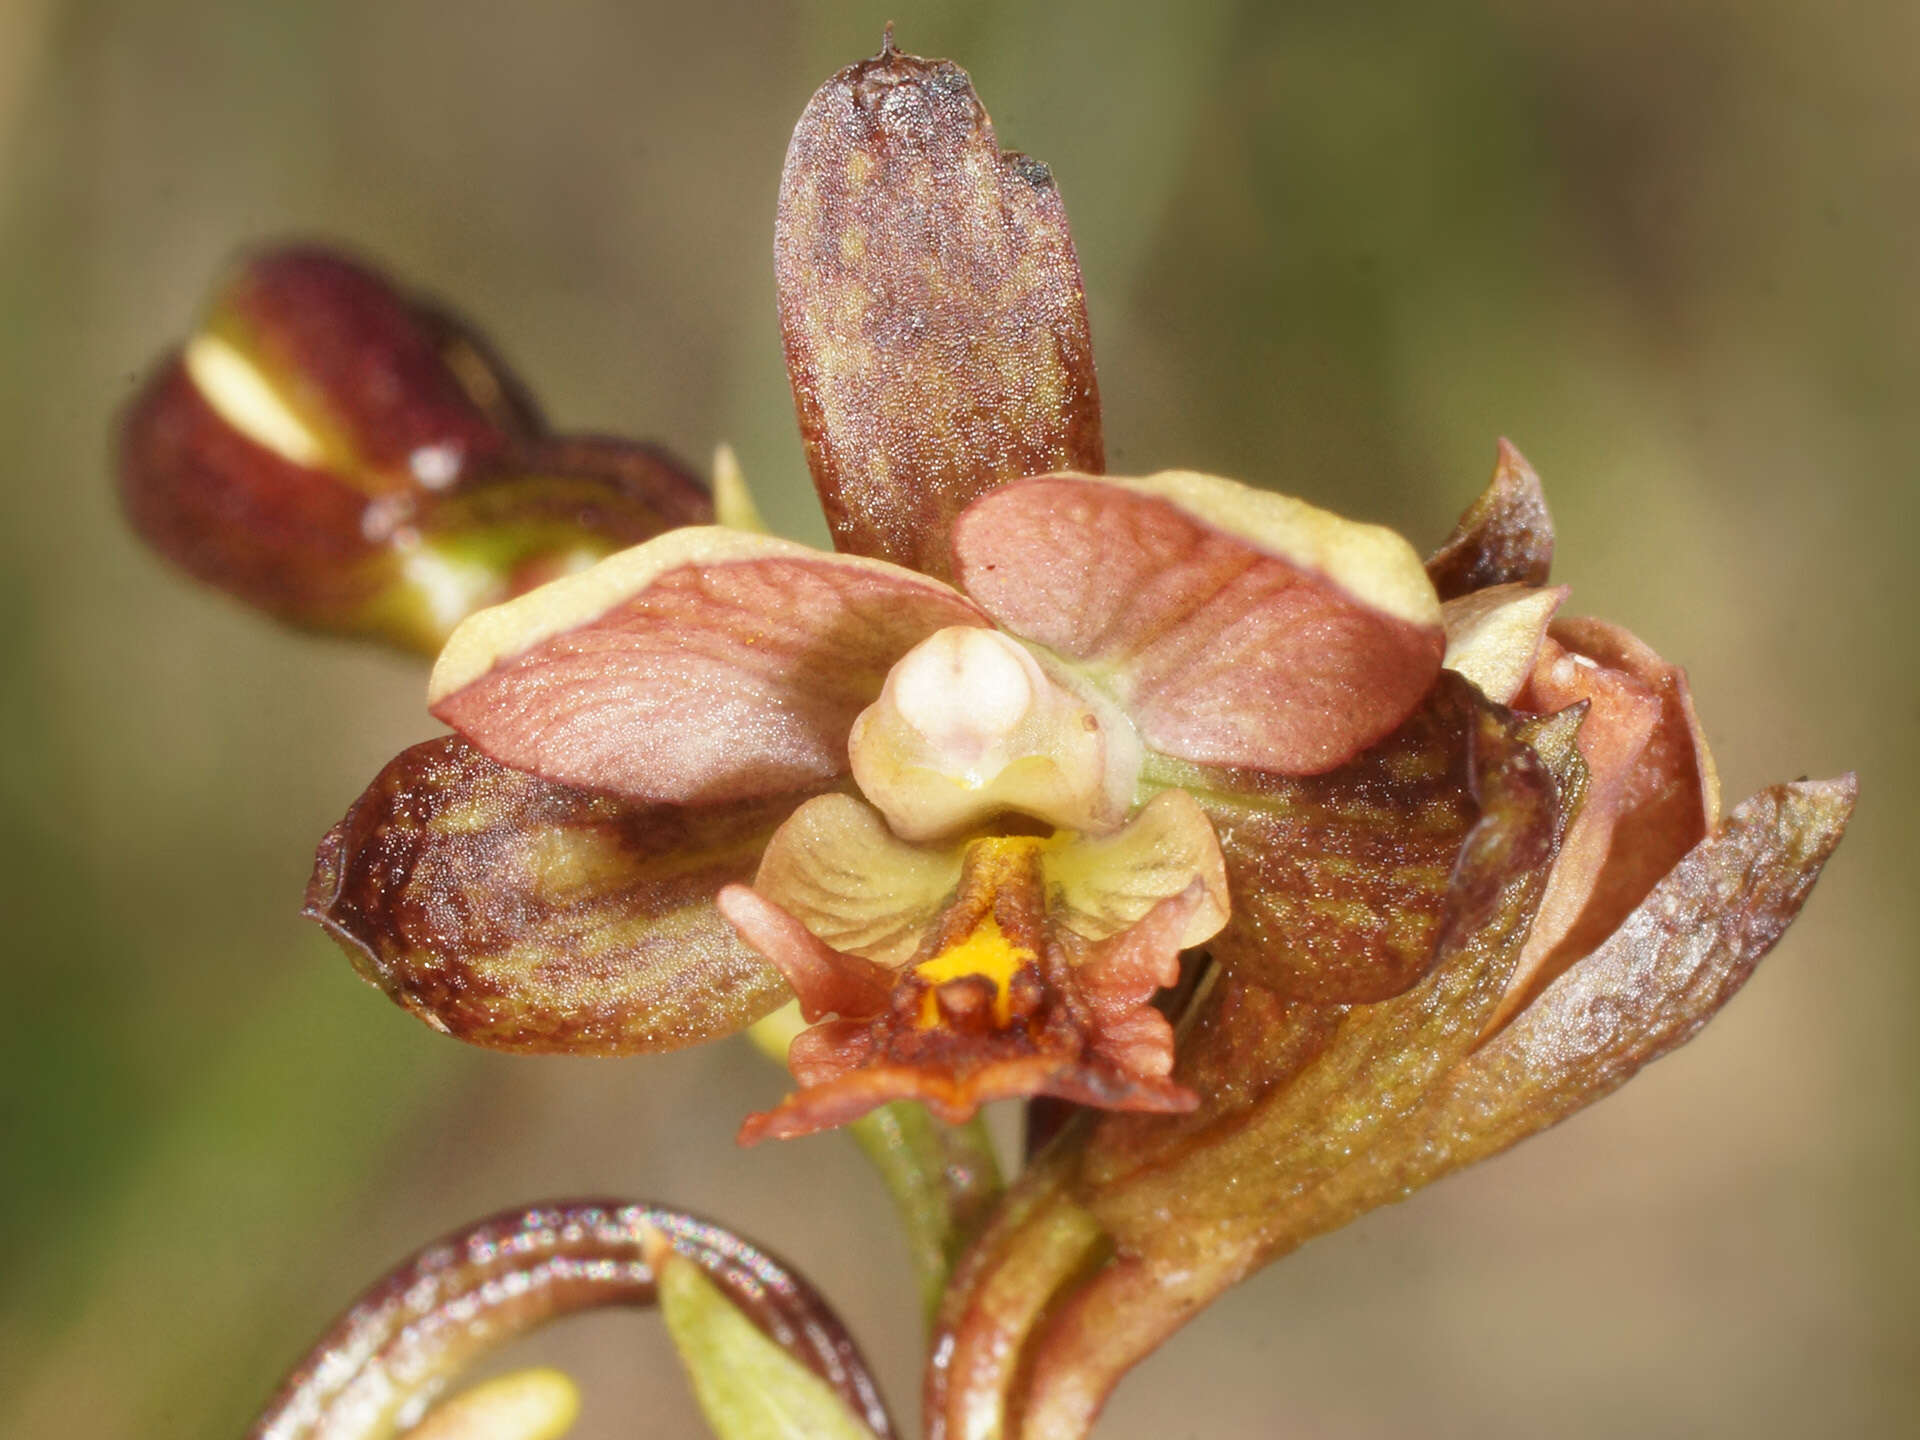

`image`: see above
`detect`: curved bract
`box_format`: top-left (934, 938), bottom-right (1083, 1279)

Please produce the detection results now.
top-left (119, 248), bottom-right (710, 653)
top-left (247, 1200), bottom-right (893, 1440)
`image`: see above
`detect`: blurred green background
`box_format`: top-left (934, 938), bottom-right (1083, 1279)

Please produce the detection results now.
top-left (1, 2), bottom-right (1910, 1436)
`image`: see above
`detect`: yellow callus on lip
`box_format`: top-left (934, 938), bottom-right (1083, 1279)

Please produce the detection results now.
top-left (913, 911), bottom-right (1035, 1027)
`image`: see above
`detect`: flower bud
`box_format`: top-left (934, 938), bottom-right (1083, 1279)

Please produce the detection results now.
top-left (120, 245), bottom-right (710, 653)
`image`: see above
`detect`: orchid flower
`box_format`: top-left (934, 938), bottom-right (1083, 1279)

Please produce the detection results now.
top-left (118, 34), bottom-right (1853, 1440)
top-left (302, 40), bottom-right (1456, 1143)
top-left (411, 456), bottom-right (1446, 1139)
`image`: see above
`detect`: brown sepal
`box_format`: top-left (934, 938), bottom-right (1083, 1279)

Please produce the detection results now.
top-left (1426, 438), bottom-right (1555, 600)
top-left (1156, 670), bottom-right (1490, 1003)
top-left (1079, 693), bottom-right (1557, 1255)
top-left (775, 38), bottom-right (1103, 579)
top-left (305, 736), bottom-right (800, 1054)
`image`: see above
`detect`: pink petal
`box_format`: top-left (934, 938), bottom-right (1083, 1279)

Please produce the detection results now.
top-left (1486, 616), bottom-right (1719, 1030)
top-left (715, 884), bottom-right (894, 1023)
top-left (1075, 886), bottom-right (1203, 1004)
top-left (952, 474), bottom-right (1444, 774)
top-left (1537, 617), bottom-right (1721, 938)
top-left (430, 530), bottom-right (989, 804)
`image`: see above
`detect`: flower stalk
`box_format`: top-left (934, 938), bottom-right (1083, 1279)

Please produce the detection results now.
top-left (752, 1008), bottom-right (1005, 1320)
top-left (846, 1102), bottom-right (1005, 1323)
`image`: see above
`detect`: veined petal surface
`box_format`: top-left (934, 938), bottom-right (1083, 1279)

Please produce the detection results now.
top-left (751, 794), bottom-right (966, 967)
top-left (1142, 672), bottom-right (1489, 1002)
top-left (430, 528), bottom-right (988, 804)
top-left (953, 472), bottom-right (1444, 775)
top-left (306, 736), bottom-right (800, 1053)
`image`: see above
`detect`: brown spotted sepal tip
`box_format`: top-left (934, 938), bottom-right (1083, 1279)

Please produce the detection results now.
top-left (776, 39), bottom-right (1103, 578)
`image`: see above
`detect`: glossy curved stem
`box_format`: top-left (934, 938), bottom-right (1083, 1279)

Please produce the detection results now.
top-left (246, 1198), bottom-right (895, 1440)
top-left (1012, 1255), bottom-right (1234, 1440)
top-left (925, 1155), bottom-right (1107, 1440)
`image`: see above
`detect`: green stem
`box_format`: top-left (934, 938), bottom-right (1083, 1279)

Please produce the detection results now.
top-left (848, 1101), bottom-right (1004, 1320)
top-left (749, 1006), bottom-right (1004, 1320)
